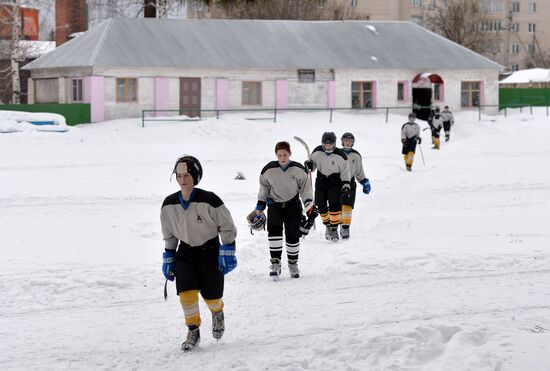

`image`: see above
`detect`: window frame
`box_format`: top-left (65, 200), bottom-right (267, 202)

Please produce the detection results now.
top-left (351, 81), bottom-right (375, 108)
top-left (461, 81), bottom-right (481, 108)
top-left (116, 78), bottom-right (138, 103)
top-left (298, 69), bottom-right (316, 83)
top-left (72, 78), bottom-right (83, 102)
top-left (241, 81), bottom-right (262, 106)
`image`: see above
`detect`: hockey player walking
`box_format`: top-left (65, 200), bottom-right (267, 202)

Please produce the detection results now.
top-left (401, 113), bottom-right (422, 171)
top-left (441, 105), bottom-right (455, 142)
top-left (160, 155), bottom-right (237, 352)
top-left (431, 108), bottom-right (443, 150)
top-left (255, 141), bottom-right (315, 279)
top-left (339, 132), bottom-right (371, 239)
top-left (305, 132), bottom-right (351, 242)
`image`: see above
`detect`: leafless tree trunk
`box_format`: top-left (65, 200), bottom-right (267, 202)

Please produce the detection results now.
top-left (426, 0), bottom-right (491, 54)
top-left (9, 0), bottom-right (22, 104)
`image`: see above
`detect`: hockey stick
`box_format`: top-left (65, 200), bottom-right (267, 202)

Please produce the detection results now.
top-left (418, 143), bottom-right (426, 165)
top-left (293, 136), bottom-right (316, 230)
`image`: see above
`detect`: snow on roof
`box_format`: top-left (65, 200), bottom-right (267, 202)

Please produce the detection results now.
top-left (500, 68), bottom-right (550, 84)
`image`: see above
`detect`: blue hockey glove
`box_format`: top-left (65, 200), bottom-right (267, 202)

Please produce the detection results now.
top-left (162, 250), bottom-right (176, 281)
top-left (218, 243), bottom-right (237, 275)
top-left (361, 178), bottom-right (371, 194)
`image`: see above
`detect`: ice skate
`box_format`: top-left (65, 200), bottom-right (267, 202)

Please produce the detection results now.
top-left (288, 262), bottom-right (300, 278)
top-left (212, 310), bottom-right (225, 340)
top-left (269, 258), bottom-right (281, 280)
top-left (181, 325), bottom-right (200, 352)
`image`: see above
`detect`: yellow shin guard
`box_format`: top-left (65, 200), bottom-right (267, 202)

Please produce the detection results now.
top-left (179, 290), bottom-right (201, 327)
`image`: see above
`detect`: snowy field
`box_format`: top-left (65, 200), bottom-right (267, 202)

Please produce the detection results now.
top-left (1, 109), bottom-right (549, 370)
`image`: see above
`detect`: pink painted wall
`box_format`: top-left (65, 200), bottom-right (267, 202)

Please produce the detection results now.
top-left (155, 77), bottom-right (170, 115)
top-left (327, 81), bottom-right (336, 108)
top-left (83, 77), bottom-right (91, 103)
top-left (216, 79), bottom-right (229, 110)
top-left (90, 76), bottom-right (105, 123)
top-left (275, 80), bottom-right (288, 109)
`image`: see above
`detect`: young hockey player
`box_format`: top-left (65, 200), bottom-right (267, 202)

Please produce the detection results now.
top-left (401, 113), bottom-right (422, 171)
top-left (441, 105), bottom-right (455, 142)
top-left (255, 141), bottom-right (315, 279)
top-left (305, 132), bottom-right (350, 242)
top-left (160, 155), bottom-right (237, 352)
top-left (339, 132), bottom-right (371, 239)
top-left (431, 107), bottom-right (443, 150)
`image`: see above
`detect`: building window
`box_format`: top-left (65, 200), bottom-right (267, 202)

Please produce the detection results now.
top-left (298, 69), bottom-right (315, 83)
top-left (242, 81), bottom-right (262, 105)
top-left (511, 43), bottom-right (520, 54)
top-left (528, 2), bottom-right (536, 13)
top-left (511, 2), bottom-right (520, 12)
top-left (528, 43), bottom-right (535, 53)
top-left (397, 82), bottom-right (405, 101)
top-left (510, 23), bottom-right (519, 33)
top-left (411, 0), bottom-right (423, 7)
top-left (351, 0), bottom-right (357, 7)
top-left (433, 83), bottom-right (443, 101)
top-left (72, 78), bottom-right (83, 102)
top-left (461, 81), bottom-right (481, 108)
top-left (511, 64), bottom-right (520, 72)
top-left (528, 23), bottom-right (536, 33)
top-left (116, 78), bottom-right (137, 102)
top-left (485, 0), bottom-right (503, 12)
top-left (481, 20), bottom-right (502, 31)
top-left (351, 81), bottom-right (374, 108)
top-left (318, 0), bottom-right (326, 7)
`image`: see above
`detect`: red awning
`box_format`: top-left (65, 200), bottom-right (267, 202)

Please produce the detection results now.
top-left (412, 73), bottom-right (444, 84)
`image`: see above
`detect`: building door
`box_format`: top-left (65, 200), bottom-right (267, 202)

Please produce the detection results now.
top-left (412, 88), bottom-right (432, 121)
top-left (180, 78), bottom-right (201, 117)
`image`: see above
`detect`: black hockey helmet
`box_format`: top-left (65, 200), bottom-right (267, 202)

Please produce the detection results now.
top-left (172, 155), bottom-right (203, 185)
top-left (341, 132), bottom-right (355, 148)
top-left (435, 107), bottom-right (440, 113)
top-left (322, 131), bottom-right (336, 144)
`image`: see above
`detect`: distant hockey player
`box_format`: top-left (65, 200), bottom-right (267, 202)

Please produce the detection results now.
top-left (305, 132), bottom-right (350, 242)
top-left (255, 141), bottom-right (315, 279)
top-left (441, 105), bottom-right (455, 142)
top-left (339, 132), bottom-right (371, 239)
top-left (160, 155), bottom-right (237, 352)
top-left (431, 107), bottom-right (443, 150)
top-left (401, 113), bottom-right (422, 171)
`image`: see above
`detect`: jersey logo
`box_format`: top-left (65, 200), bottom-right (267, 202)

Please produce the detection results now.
top-left (197, 215), bottom-right (203, 223)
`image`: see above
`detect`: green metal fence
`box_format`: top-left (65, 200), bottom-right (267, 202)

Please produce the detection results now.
top-left (0, 103), bottom-right (91, 125)
top-left (499, 88), bottom-right (550, 109)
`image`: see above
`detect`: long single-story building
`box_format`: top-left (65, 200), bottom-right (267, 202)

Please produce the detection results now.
top-left (23, 18), bottom-right (502, 122)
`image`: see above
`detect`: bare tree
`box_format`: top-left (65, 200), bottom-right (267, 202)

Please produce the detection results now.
top-left (195, 0), bottom-right (362, 20)
top-left (426, 0), bottom-right (491, 54)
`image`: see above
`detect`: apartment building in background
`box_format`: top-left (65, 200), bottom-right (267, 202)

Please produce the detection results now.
top-left (348, 0), bottom-right (549, 72)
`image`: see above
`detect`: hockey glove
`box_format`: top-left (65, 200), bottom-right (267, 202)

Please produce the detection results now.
top-left (341, 183), bottom-right (351, 200)
top-left (416, 137), bottom-right (422, 144)
top-left (299, 215), bottom-right (315, 237)
top-left (401, 138), bottom-right (407, 145)
top-left (218, 242), bottom-right (237, 275)
top-left (304, 160), bottom-right (314, 171)
top-left (360, 178), bottom-right (371, 194)
top-left (162, 250), bottom-right (176, 281)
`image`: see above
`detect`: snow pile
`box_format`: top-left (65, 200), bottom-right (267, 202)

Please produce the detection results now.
top-left (500, 68), bottom-right (550, 84)
top-left (0, 110), bottom-right (549, 370)
top-left (0, 110), bottom-right (69, 133)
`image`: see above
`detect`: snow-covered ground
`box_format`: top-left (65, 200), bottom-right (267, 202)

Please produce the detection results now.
top-left (1, 110), bottom-right (549, 370)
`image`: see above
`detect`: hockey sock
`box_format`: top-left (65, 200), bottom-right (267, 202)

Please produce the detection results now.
top-left (179, 290), bottom-right (201, 327)
top-left (203, 298), bottom-right (224, 313)
top-left (286, 241), bottom-right (299, 264)
top-left (329, 211), bottom-right (341, 226)
top-left (320, 212), bottom-right (330, 225)
top-left (268, 235), bottom-right (283, 260)
top-left (341, 205), bottom-right (352, 225)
